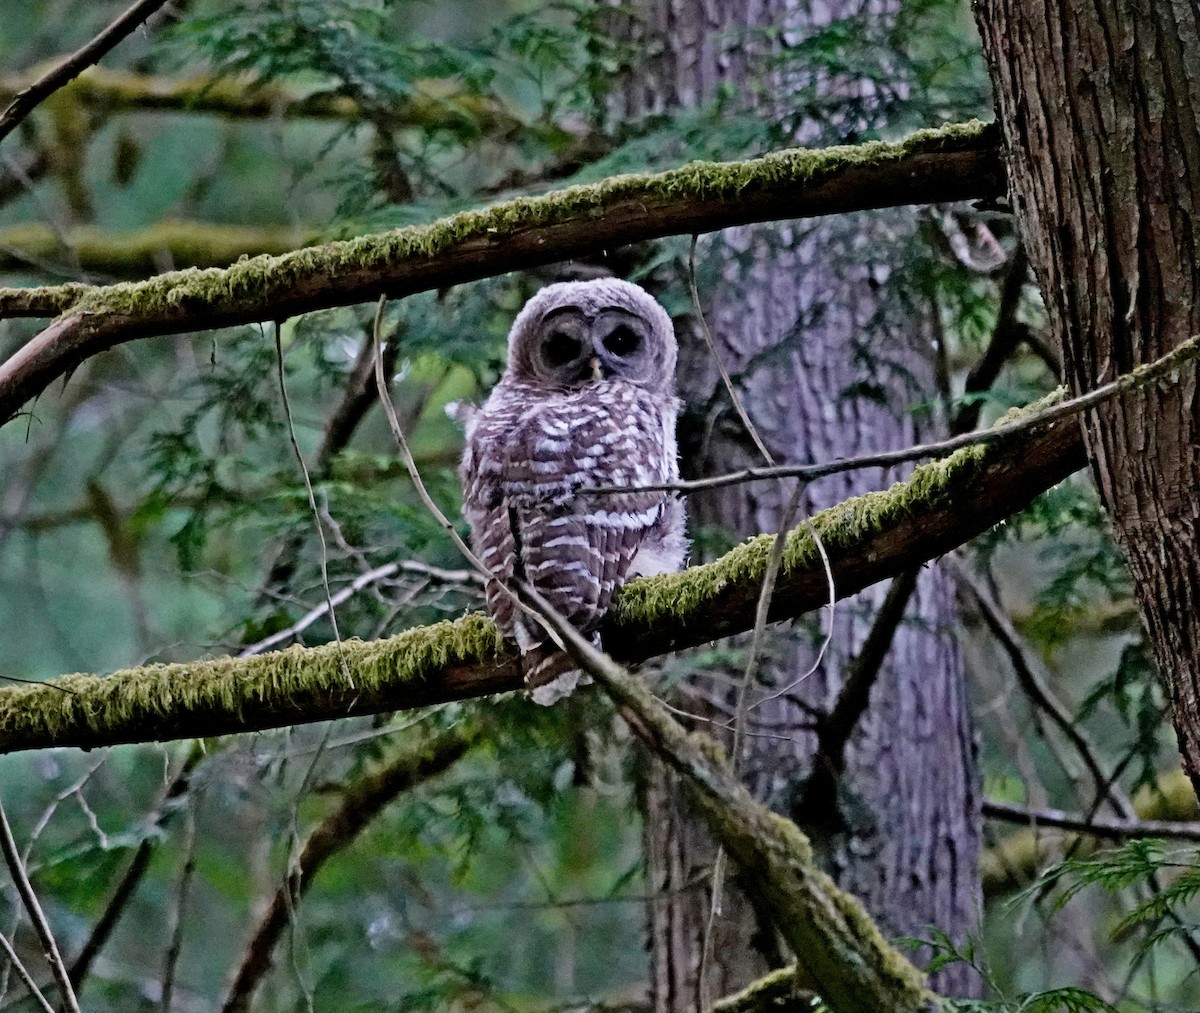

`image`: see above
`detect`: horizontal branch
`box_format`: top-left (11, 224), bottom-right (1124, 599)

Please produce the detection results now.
top-left (0, 66), bottom-right (532, 137)
top-left (983, 798), bottom-right (1200, 842)
top-left (0, 394), bottom-right (1084, 754)
top-left (0, 221), bottom-right (313, 278)
top-left (0, 120), bottom-right (1002, 423)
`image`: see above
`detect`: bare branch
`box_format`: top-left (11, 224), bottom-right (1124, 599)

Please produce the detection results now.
top-left (0, 0), bottom-right (171, 147)
top-left (954, 562), bottom-right (1132, 818)
top-left (0, 121), bottom-right (1001, 422)
top-left (983, 798), bottom-right (1200, 843)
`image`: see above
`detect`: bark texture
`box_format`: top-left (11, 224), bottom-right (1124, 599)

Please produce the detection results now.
top-left (619, 2), bottom-right (982, 1005)
top-left (973, 2), bottom-right (1200, 791)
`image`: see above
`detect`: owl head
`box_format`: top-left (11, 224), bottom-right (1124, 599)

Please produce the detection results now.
top-left (504, 279), bottom-right (677, 393)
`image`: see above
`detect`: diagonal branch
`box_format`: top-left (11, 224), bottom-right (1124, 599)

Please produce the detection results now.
top-left (517, 583), bottom-right (938, 1013)
top-left (0, 0), bottom-right (171, 147)
top-left (0, 397), bottom-right (1084, 755)
top-left (0, 121), bottom-right (1002, 423)
top-left (220, 725), bottom-right (477, 1013)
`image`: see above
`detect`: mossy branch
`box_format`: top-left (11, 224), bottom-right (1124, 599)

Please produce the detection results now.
top-left (0, 402), bottom-right (1083, 755)
top-left (0, 221), bottom-right (314, 278)
top-left (0, 66), bottom-right (533, 138)
top-left (0, 121), bottom-right (1002, 423)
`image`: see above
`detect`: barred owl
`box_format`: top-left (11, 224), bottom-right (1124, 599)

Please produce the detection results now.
top-left (460, 278), bottom-right (688, 704)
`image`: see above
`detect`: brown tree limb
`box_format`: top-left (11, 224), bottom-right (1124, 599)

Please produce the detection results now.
top-left (0, 0), bottom-right (171, 147)
top-left (0, 121), bottom-right (1003, 423)
top-left (0, 396), bottom-right (1085, 755)
top-left (219, 725), bottom-right (477, 1013)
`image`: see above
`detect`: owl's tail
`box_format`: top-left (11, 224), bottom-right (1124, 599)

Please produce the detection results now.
top-left (522, 641), bottom-right (596, 706)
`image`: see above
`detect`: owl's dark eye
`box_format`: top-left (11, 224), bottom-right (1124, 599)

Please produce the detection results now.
top-left (543, 330), bottom-right (582, 367)
top-left (602, 324), bottom-right (641, 357)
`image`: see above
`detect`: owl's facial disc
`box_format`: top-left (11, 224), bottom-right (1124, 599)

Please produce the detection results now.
top-left (532, 306), bottom-right (655, 388)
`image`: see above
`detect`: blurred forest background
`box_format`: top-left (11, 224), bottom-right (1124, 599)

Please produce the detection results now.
top-left (0, 1), bottom-right (1198, 1011)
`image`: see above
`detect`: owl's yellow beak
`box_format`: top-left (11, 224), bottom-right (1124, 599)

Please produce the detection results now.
top-left (589, 356), bottom-right (603, 382)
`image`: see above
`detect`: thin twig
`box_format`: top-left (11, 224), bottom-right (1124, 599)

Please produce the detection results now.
top-left (239, 563), bottom-right (399, 658)
top-left (369, 298), bottom-right (549, 641)
top-left (584, 331), bottom-right (1200, 496)
top-left (0, 0), bottom-right (171, 147)
top-left (159, 804), bottom-right (197, 1013)
top-left (798, 568), bottom-right (920, 816)
top-left (688, 235), bottom-right (775, 466)
top-left (0, 931), bottom-right (54, 1013)
top-left (67, 743), bottom-right (202, 991)
top-left (0, 799), bottom-right (80, 1013)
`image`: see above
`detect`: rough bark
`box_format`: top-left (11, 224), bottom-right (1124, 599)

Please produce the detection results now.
top-left (619, 3), bottom-right (983, 1003)
top-left (973, 2), bottom-right (1200, 793)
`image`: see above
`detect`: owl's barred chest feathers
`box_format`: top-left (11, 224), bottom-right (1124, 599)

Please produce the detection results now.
top-left (465, 379), bottom-right (679, 501)
top-left (458, 278), bottom-right (688, 704)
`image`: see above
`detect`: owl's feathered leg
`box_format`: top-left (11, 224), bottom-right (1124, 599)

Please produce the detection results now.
top-left (518, 633), bottom-right (597, 706)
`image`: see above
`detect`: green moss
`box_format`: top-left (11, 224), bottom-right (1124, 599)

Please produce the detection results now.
top-left (710, 965), bottom-right (809, 1013)
top-left (0, 614), bottom-right (509, 752)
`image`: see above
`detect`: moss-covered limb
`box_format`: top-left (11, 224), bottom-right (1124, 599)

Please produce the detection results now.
top-left (0, 616), bottom-right (516, 754)
top-left (0, 121), bottom-right (1002, 422)
top-left (981, 770), bottom-right (1200, 898)
top-left (0, 221), bottom-right (315, 279)
top-left (221, 723), bottom-right (478, 1013)
top-left (710, 965), bottom-right (812, 1013)
top-left (0, 404), bottom-right (1085, 755)
top-left (0, 66), bottom-right (533, 139)
top-left (534, 603), bottom-right (938, 1013)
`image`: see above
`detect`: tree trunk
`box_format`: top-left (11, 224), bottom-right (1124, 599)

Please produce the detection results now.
top-left (618, 3), bottom-right (982, 1005)
top-left (973, 4), bottom-right (1200, 793)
